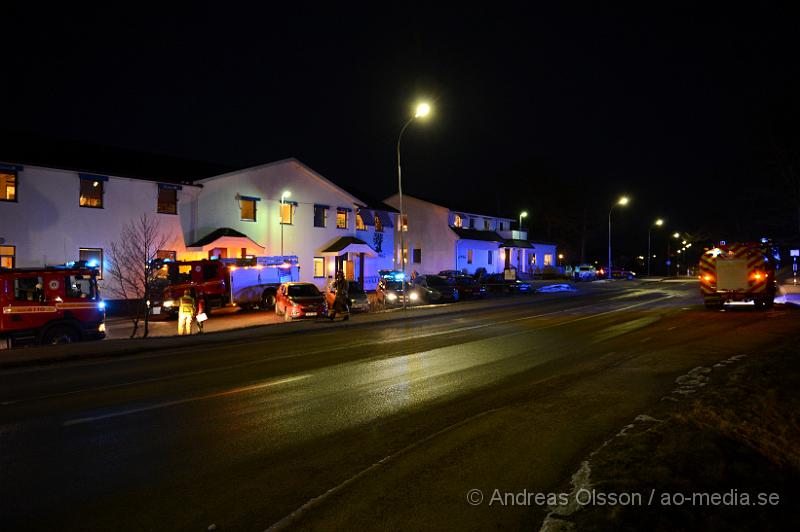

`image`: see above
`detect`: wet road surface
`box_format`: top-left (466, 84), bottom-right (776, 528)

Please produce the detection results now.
top-left (0, 281), bottom-right (795, 531)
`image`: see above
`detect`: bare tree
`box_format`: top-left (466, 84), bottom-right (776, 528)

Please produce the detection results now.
top-left (106, 214), bottom-right (168, 338)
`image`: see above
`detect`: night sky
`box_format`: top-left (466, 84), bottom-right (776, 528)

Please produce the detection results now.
top-left (3, 4), bottom-right (800, 265)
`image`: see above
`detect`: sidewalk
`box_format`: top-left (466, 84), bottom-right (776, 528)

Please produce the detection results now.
top-left (0, 286), bottom-right (587, 370)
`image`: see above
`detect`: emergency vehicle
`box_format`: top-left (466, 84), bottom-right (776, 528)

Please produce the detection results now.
top-left (155, 256), bottom-right (299, 316)
top-left (699, 241), bottom-right (777, 310)
top-left (0, 262), bottom-right (106, 347)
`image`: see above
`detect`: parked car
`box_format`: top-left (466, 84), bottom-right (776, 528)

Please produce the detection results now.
top-left (411, 275), bottom-right (460, 303)
top-left (446, 275), bottom-right (486, 298)
top-left (275, 282), bottom-right (327, 321)
top-left (325, 280), bottom-right (370, 312)
top-left (596, 267), bottom-right (637, 280)
top-left (376, 278), bottom-right (418, 307)
top-left (481, 273), bottom-right (533, 293)
top-left (573, 264), bottom-right (598, 282)
top-left (437, 269), bottom-right (463, 278)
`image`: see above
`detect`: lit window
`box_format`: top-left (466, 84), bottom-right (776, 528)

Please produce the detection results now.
top-left (544, 254), bottom-right (553, 266)
top-left (356, 211), bottom-right (366, 230)
top-left (337, 208), bottom-right (348, 229)
top-left (241, 198), bottom-right (256, 221)
top-left (280, 202), bottom-right (294, 224)
top-left (157, 186), bottom-right (178, 214)
top-left (80, 177), bottom-right (104, 208)
top-left (79, 248), bottom-right (103, 279)
top-left (374, 213), bottom-right (383, 232)
top-left (399, 214), bottom-right (408, 232)
top-left (467, 249), bottom-right (473, 264)
top-left (413, 248), bottom-right (422, 264)
top-left (0, 171), bottom-right (17, 202)
top-left (314, 205), bottom-right (327, 227)
top-left (453, 214), bottom-right (462, 228)
top-left (0, 245), bottom-right (15, 268)
top-left (314, 257), bottom-right (325, 278)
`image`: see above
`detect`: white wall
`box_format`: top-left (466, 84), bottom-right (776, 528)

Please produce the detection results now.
top-left (0, 163), bottom-right (199, 293)
top-left (384, 194), bottom-right (458, 276)
top-left (196, 159), bottom-right (394, 289)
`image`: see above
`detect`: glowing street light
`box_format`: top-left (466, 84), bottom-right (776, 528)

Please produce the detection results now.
top-left (519, 211), bottom-right (528, 230)
top-left (647, 218), bottom-right (664, 276)
top-left (673, 232), bottom-right (680, 239)
top-left (397, 100), bottom-right (432, 308)
top-left (608, 196), bottom-right (630, 279)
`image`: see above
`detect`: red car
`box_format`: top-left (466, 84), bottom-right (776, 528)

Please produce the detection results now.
top-left (274, 282), bottom-right (327, 321)
top-left (446, 275), bottom-right (486, 298)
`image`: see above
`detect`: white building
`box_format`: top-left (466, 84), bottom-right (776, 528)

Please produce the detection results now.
top-left (384, 194), bottom-right (557, 277)
top-left (0, 157), bottom-right (397, 294)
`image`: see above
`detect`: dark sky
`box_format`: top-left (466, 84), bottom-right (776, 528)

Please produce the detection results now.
top-left (3, 3), bottom-right (799, 262)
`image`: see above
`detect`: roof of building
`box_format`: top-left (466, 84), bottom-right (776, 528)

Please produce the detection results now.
top-left (502, 239), bottom-right (535, 249)
top-left (321, 236), bottom-right (370, 253)
top-left (0, 130), bottom-right (234, 184)
top-left (394, 193), bottom-right (514, 221)
top-left (450, 227), bottom-right (504, 242)
top-left (187, 227), bottom-right (251, 248)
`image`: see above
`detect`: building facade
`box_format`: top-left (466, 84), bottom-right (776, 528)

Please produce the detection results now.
top-left (384, 194), bottom-right (557, 277)
top-left (0, 158), bottom-right (396, 294)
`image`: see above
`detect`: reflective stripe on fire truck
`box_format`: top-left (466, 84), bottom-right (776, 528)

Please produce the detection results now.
top-left (3, 306), bottom-right (58, 314)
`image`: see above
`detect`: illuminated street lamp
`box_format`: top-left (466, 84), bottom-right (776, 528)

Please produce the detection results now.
top-left (647, 218), bottom-right (664, 276)
top-left (519, 211), bottom-right (528, 231)
top-left (280, 190), bottom-right (291, 256)
top-left (666, 232), bottom-right (680, 276)
top-left (396, 101), bottom-right (432, 308)
top-left (558, 253), bottom-right (564, 267)
top-left (608, 196), bottom-right (629, 279)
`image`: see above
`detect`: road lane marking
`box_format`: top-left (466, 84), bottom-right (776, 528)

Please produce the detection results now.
top-left (4, 295), bottom-right (671, 407)
top-left (62, 375), bottom-right (309, 426)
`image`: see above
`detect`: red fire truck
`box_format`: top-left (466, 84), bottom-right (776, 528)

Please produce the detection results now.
top-left (154, 256), bottom-right (300, 317)
top-left (0, 262), bottom-right (106, 347)
top-left (699, 241), bottom-right (777, 310)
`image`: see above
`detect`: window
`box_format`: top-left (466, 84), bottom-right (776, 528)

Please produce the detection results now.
top-left (79, 177), bottom-right (104, 208)
top-left (314, 257), bottom-right (325, 278)
top-left (399, 214), bottom-right (408, 232)
top-left (356, 211), bottom-right (366, 230)
top-left (156, 250), bottom-right (177, 261)
top-left (241, 198), bottom-right (257, 221)
top-left (65, 275), bottom-right (97, 300)
top-left (484, 219), bottom-right (491, 230)
top-left (203, 262), bottom-right (219, 281)
top-left (413, 248), bottom-right (422, 264)
top-left (374, 213), bottom-right (383, 232)
top-left (544, 254), bottom-right (553, 266)
top-left (79, 248), bottom-right (103, 279)
top-left (469, 218), bottom-right (475, 229)
top-left (0, 245), bottom-right (15, 268)
top-left (157, 186), bottom-right (178, 214)
top-left (314, 205), bottom-right (328, 227)
top-left (453, 214), bottom-right (462, 228)
top-left (280, 202), bottom-right (294, 224)
top-left (499, 222), bottom-right (505, 231)
top-left (0, 171), bottom-right (16, 202)
top-left (14, 276), bottom-right (43, 302)
top-left (531, 254), bottom-right (537, 266)
top-left (467, 249), bottom-right (473, 264)
top-left (209, 247), bottom-right (227, 259)
top-left (488, 250), bottom-right (493, 265)
top-left (337, 208), bottom-right (348, 229)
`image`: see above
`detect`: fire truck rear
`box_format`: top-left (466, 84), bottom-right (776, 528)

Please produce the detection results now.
top-left (154, 256), bottom-right (299, 317)
top-left (699, 242), bottom-right (777, 310)
top-left (1, 263), bottom-right (106, 347)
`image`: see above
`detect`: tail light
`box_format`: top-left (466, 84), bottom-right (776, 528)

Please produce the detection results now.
top-left (702, 274), bottom-right (714, 282)
top-left (750, 271), bottom-right (764, 281)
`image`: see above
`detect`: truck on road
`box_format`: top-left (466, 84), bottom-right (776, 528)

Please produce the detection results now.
top-left (699, 242), bottom-right (777, 310)
top-left (155, 256), bottom-right (299, 317)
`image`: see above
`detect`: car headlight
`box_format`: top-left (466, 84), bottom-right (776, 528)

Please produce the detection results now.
top-left (98, 323), bottom-right (106, 333)
top-left (163, 300), bottom-right (174, 308)
top-left (387, 293), bottom-right (397, 301)
top-left (409, 292), bottom-right (419, 301)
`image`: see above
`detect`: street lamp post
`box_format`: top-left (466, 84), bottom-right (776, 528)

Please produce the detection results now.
top-left (519, 211), bottom-right (528, 232)
top-left (647, 218), bottom-right (664, 276)
top-left (396, 102), bottom-right (431, 309)
top-left (667, 232), bottom-right (680, 276)
top-left (608, 196), bottom-right (629, 279)
top-left (280, 190), bottom-right (291, 256)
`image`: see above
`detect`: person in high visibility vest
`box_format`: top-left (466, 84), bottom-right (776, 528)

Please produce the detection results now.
top-left (178, 289), bottom-right (195, 336)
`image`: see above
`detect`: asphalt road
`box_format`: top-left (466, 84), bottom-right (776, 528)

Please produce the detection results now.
top-left (0, 281), bottom-right (795, 531)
